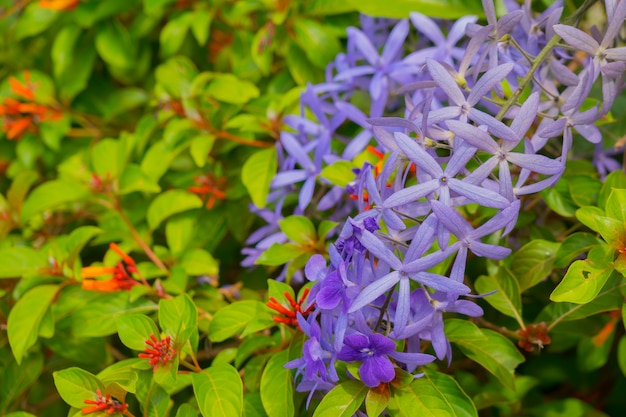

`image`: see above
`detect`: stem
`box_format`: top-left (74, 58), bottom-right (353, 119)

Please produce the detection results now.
top-left (114, 200), bottom-right (168, 272)
top-left (374, 286), bottom-right (396, 333)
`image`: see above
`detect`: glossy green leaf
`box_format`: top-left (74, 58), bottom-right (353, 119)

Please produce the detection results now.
top-left (605, 188), bottom-right (626, 223)
top-left (447, 326), bottom-right (524, 390)
top-left (53, 368), bottom-right (105, 409)
top-left (15, 4), bottom-right (59, 40)
top-left (97, 358), bottom-right (141, 393)
top-left (320, 161), bottom-right (357, 187)
top-left (159, 294), bottom-right (197, 344)
top-left (255, 243), bottom-right (306, 266)
top-left (160, 12), bottom-right (192, 57)
top-left (278, 216), bottom-right (317, 245)
top-left (598, 170), bottom-right (626, 210)
top-left (190, 9), bottom-right (213, 45)
top-left (208, 300), bottom-right (266, 342)
top-left (242, 147), bottom-right (277, 208)
top-left (166, 211), bottom-right (196, 256)
top-left (577, 328), bottom-right (615, 372)
top-left (365, 385), bottom-right (390, 417)
top-left (260, 350), bottom-right (295, 417)
top-left (193, 364), bottom-right (243, 417)
top-left (554, 233), bottom-right (604, 268)
top-left (510, 239), bottom-right (560, 291)
top-left (95, 21), bottom-right (136, 68)
top-left (6, 170), bottom-right (38, 212)
top-left (7, 285), bottom-right (58, 364)
top-left (207, 74), bottom-right (260, 104)
top-left (147, 189), bottom-right (203, 230)
top-left (293, 19), bottom-right (341, 69)
top-left (190, 134), bottom-right (216, 168)
top-left (345, 0), bottom-right (483, 18)
top-left (116, 314), bottom-right (160, 351)
top-left (70, 293), bottom-right (156, 338)
top-left (119, 163), bottom-right (162, 194)
top-left (475, 268), bottom-right (522, 322)
top-left (388, 370), bottom-right (477, 417)
top-left (0, 247), bottom-right (47, 278)
top-left (568, 175), bottom-right (601, 207)
top-left (541, 181), bottom-right (578, 217)
top-left (20, 180), bottom-right (90, 224)
top-left (179, 248), bottom-right (219, 276)
top-left (618, 336), bottom-right (626, 377)
top-left (286, 42), bottom-right (321, 85)
top-left (176, 403), bottom-right (199, 417)
top-left (551, 244), bottom-right (616, 304)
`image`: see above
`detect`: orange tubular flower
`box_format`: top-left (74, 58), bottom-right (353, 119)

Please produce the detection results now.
top-left (39, 0), bottom-right (80, 11)
top-left (138, 334), bottom-right (176, 371)
top-left (82, 389), bottom-right (128, 415)
top-left (0, 71), bottom-right (62, 140)
top-left (187, 174), bottom-right (227, 209)
top-left (266, 289), bottom-right (315, 330)
top-left (81, 243), bottom-right (140, 292)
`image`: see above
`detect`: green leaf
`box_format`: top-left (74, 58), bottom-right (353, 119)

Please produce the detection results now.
top-left (179, 248), bottom-right (219, 276)
top-left (568, 175), bottom-right (601, 207)
top-left (261, 350), bottom-right (295, 417)
top-left (319, 161), bottom-right (356, 187)
top-left (605, 188), bottom-right (626, 223)
top-left (0, 352), bottom-right (43, 415)
top-left (286, 43), bottom-right (321, 85)
top-left (242, 147), bottom-right (277, 208)
top-left (537, 275), bottom-right (626, 324)
top-left (52, 25), bottom-right (82, 78)
top-left (541, 181), bottom-right (578, 217)
top-left (446, 326), bottom-right (524, 390)
top-left (292, 19), bottom-right (340, 69)
top-left (365, 385), bottom-right (391, 417)
top-left (70, 293), bottom-right (156, 338)
top-left (279, 216), bottom-right (317, 245)
top-left (192, 364), bottom-right (243, 417)
top-left (388, 370), bottom-right (478, 417)
top-left (166, 212), bottom-right (196, 256)
top-left (15, 3), bottom-right (59, 40)
top-left (159, 294), bottom-right (197, 344)
top-left (155, 56), bottom-right (198, 98)
top-left (0, 247), bottom-right (47, 278)
top-left (190, 134), bottom-right (216, 167)
top-left (255, 243), bottom-right (306, 266)
top-left (147, 189), bottom-right (203, 230)
top-left (207, 74), bottom-right (260, 104)
top-left (577, 328), bottom-right (615, 372)
top-left (475, 268), bottom-right (522, 322)
top-left (95, 21), bottom-right (136, 68)
top-left (554, 233), bottom-right (604, 268)
top-left (97, 358), bottom-right (141, 393)
top-left (6, 170), bottom-right (38, 212)
top-left (91, 138), bottom-right (122, 178)
top-left (312, 380), bottom-right (367, 417)
top-left (53, 368), bottom-right (105, 409)
top-left (346, 0), bottom-right (483, 18)
top-left (510, 240), bottom-right (559, 291)
top-left (176, 403), bottom-right (199, 417)
top-left (119, 164), bottom-right (162, 194)
top-left (575, 206), bottom-right (606, 233)
top-left (116, 314), bottom-right (160, 351)
top-left (20, 180), bottom-right (90, 224)
top-left (251, 25), bottom-right (273, 75)
top-left (160, 12), bottom-right (192, 57)
top-left (7, 285), bottom-right (58, 364)
top-left (598, 170), bottom-right (626, 210)
top-left (208, 300), bottom-right (267, 342)
top-left (243, 393), bottom-right (267, 417)
top-left (64, 225), bottom-right (103, 269)
top-left (550, 244), bottom-right (616, 304)
top-left (190, 9), bottom-right (213, 45)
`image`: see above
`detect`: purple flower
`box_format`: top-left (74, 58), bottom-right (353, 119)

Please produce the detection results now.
top-left (336, 333), bottom-right (397, 387)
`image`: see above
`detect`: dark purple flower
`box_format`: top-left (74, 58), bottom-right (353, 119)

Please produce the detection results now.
top-left (336, 333), bottom-right (396, 387)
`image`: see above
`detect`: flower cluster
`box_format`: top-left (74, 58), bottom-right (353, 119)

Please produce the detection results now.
top-left (81, 243), bottom-right (142, 292)
top-left (254, 0), bottom-right (626, 398)
top-left (0, 71), bottom-right (62, 140)
top-left (138, 334), bottom-right (177, 371)
top-left (82, 389), bottom-right (128, 415)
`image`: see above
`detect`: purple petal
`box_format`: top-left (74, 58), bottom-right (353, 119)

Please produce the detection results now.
top-left (382, 20), bottom-right (409, 63)
top-left (383, 180), bottom-right (440, 208)
top-left (426, 59), bottom-right (465, 105)
top-left (360, 355), bottom-right (395, 387)
top-left (507, 153), bottom-right (564, 175)
top-left (411, 272), bottom-right (470, 294)
top-left (509, 92), bottom-right (539, 139)
top-left (359, 229), bottom-right (402, 270)
top-left (468, 63), bottom-right (514, 104)
top-left (394, 132), bottom-right (442, 176)
top-left (305, 254), bottom-right (327, 282)
top-left (446, 120), bottom-right (500, 153)
top-left (430, 200), bottom-right (472, 238)
top-left (347, 27), bottom-right (380, 65)
top-left (348, 271), bottom-right (401, 313)
top-left (449, 178), bottom-right (511, 208)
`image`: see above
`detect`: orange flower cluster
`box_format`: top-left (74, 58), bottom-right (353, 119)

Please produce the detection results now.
top-left (517, 322), bottom-right (551, 352)
top-left (266, 288), bottom-right (315, 330)
top-left (39, 0), bottom-right (80, 11)
top-left (82, 389), bottom-right (128, 415)
top-left (188, 174), bottom-right (227, 209)
top-left (0, 71), bottom-right (61, 140)
top-left (138, 334), bottom-right (177, 371)
top-left (81, 243), bottom-right (140, 292)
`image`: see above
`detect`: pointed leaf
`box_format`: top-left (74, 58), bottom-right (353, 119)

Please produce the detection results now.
top-left (242, 147), bottom-right (277, 208)
top-left (260, 350), bottom-right (295, 417)
top-left (312, 380), bottom-right (367, 417)
top-left (193, 364), bottom-right (243, 417)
